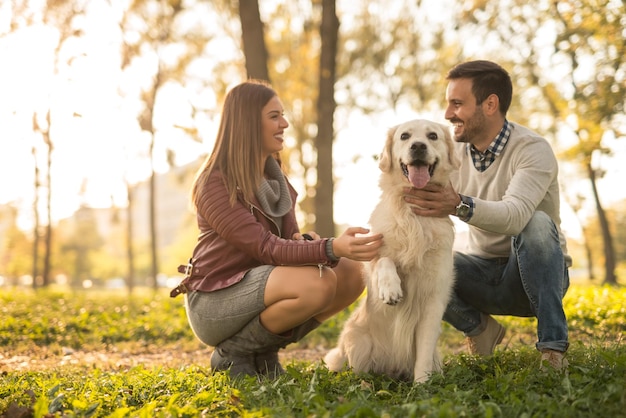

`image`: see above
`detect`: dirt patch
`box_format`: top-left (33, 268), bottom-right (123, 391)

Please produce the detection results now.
top-left (0, 346), bottom-right (329, 373)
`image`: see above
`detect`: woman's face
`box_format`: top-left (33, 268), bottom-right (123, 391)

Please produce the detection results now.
top-left (261, 95), bottom-right (289, 159)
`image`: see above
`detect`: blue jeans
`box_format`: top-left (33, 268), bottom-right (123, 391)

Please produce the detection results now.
top-left (443, 211), bottom-right (570, 352)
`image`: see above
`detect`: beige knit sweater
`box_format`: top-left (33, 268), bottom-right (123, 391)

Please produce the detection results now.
top-left (452, 122), bottom-right (571, 267)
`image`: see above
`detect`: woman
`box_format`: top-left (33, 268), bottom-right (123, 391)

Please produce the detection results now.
top-left (171, 80), bottom-right (383, 379)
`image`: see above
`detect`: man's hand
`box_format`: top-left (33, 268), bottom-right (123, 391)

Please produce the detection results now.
top-left (403, 182), bottom-right (460, 218)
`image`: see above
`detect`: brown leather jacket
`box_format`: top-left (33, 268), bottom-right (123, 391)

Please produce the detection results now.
top-left (173, 169), bottom-right (338, 296)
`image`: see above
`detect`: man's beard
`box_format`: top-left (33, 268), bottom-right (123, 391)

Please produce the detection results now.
top-left (453, 107), bottom-right (486, 143)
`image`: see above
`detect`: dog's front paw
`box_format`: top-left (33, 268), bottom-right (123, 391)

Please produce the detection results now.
top-left (378, 279), bottom-right (403, 305)
top-left (374, 258), bottom-right (403, 305)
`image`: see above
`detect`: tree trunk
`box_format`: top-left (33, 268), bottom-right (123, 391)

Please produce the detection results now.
top-left (42, 117), bottom-right (53, 287)
top-left (149, 166), bottom-right (158, 290)
top-left (126, 181), bottom-right (135, 295)
top-left (581, 226), bottom-right (595, 281)
top-left (31, 143), bottom-right (40, 289)
top-left (314, 0), bottom-right (339, 238)
top-left (141, 70), bottom-right (161, 291)
top-left (30, 110), bottom-right (54, 288)
top-left (238, 0), bottom-right (270, 82)
top-left (587, 163), bottom-right (617, 285)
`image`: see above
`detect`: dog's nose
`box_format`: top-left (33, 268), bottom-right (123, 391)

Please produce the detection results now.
top-left (410, 142), bottom-right (428, 158)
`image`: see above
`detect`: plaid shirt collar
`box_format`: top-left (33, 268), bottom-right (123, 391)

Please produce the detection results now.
top-left (467, 119), bottom-right (512, 172)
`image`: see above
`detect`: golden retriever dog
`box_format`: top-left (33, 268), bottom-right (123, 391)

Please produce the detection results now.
top-left (324, 119), bottom-right (458, 383)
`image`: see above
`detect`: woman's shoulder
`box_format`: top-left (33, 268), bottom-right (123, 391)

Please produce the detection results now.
top-left (204, 168), bottom-right (227, 187)
top-left (196, 169), bottom-right (229, 201)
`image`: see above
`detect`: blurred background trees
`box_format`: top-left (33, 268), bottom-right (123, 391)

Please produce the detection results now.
top-left (0, 0), bottom-right (623, 291)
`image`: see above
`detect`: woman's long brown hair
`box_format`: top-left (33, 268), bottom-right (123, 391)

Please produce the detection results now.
top-left (191, 80), bottom-right (278, 209)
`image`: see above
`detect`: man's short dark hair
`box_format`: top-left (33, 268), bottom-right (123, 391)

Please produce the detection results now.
top-left (447, 60), bottom-right (513, 115)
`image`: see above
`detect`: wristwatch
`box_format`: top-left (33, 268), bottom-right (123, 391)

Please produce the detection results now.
top-left (455, 195), bottom-right (471, 219)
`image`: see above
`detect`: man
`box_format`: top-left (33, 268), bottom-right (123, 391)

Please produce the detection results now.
top-left (404, 60), bottom-right (570, 369)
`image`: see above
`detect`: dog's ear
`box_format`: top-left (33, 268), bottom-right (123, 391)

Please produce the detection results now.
top-left (379, 125), bottom-right (397, 172)
top-left (442, 124), bottom-right (460, 169)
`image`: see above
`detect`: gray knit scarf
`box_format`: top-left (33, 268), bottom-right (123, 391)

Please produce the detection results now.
top-left (255, 157), bottom-right (292, 224)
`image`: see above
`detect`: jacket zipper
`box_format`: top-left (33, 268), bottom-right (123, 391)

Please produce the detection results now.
top-left (248, 202), bottom-right (282, 237)
top-left (248, 201), bottom-right (325, 277)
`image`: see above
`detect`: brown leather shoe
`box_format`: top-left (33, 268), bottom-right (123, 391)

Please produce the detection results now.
top-left (540, 349), bottom-right (568, 371)
top-left (466, 315), bottom-right (506, 355)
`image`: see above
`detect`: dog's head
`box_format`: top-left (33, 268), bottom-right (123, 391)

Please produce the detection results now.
top-left (379, 119), bottom-right (458, 188)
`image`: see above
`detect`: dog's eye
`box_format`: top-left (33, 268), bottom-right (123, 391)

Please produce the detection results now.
top-left (427, 132), bottom-right (438, 140)
top-left (400, 132), bottom-right (411, 140)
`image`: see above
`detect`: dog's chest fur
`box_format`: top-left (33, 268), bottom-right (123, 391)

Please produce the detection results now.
top-left (370, 189), bottom-right (454, 271)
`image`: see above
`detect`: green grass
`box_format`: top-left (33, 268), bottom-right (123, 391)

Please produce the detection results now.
top-left (0, 283), bottom-right (624, 417)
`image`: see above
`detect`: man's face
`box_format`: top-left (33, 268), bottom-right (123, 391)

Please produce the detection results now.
top-left (444, 78), bottom-right (486, 144)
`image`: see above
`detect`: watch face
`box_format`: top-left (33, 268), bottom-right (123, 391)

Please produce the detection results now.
top-left (457, 202), bottom-right (469, 217)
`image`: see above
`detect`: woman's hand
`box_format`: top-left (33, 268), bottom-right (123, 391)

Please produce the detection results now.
top-left (332, 227), bottom-right (383, 261)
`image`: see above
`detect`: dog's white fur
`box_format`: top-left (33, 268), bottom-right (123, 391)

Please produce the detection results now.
top-left (324, 119), bottom-right (458, 383)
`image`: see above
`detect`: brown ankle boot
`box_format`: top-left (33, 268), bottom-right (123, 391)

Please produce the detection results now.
top-left (466, 315), bottom-right (506, 356)
top-left (539, 349), bottom-right (568, 371)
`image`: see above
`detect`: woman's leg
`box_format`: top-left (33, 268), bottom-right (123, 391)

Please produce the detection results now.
top-left (262, 259), bottom-right (365, 333)
top-left (261, 265), bottom-right (336, 334)
top-left (256, 259), bottom-right (364, 378)
top-left (315, 258), bottom-right (365, 322)
top-left (204, 260), bottom-right (365, 378)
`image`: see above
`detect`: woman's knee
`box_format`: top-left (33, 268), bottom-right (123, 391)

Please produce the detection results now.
top-left (304, 270), bottom-right (338, 310)
top-left (334, 259), bottom-right (366, 299)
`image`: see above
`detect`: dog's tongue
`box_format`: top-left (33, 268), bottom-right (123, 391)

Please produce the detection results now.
top-left (408, 165), bottom-right (430, 189)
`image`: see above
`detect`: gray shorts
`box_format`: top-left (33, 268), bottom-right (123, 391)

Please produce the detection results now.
top-left (184, 265), bottom-right (274, 347)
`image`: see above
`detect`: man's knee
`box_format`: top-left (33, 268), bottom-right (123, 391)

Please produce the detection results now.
top-left (514, 211), bottom-right (563, 268)
top-left (518, 211), bottom-right (558, 246)
top-left (525, 211), bottom-right (553, 233)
